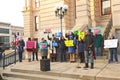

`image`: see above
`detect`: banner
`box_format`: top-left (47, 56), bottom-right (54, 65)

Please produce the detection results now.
top-left (78, 32), bottom-right (85, 40)
top-left (104, 39), bottom-right (118, 48)
top-left (26, 41), bottom-right (36, 49)
top-left (65, 40), bottom-right (74, 47)
top-left (39, 42), bottom-right (48, 50)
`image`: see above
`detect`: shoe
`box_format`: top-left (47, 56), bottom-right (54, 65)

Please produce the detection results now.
top-left (28, 59), bottom-right (31, 62)
top-left (91, 63), bottom-right (94, 69)
top-left (84, 63), bottom-right (89, 68)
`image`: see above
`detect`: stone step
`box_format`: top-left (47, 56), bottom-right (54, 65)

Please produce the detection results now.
top-left (3, 77), bottom-right (29, 80)
top-left (3, 72), bottom-right (80, 80)
top-left (10, 68), bottom-right (82, 79)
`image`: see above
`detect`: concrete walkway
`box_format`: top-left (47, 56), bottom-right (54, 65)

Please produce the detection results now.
top-left (2, 58), bottom-right (120, 80)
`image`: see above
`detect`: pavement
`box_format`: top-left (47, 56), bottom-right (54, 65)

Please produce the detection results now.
top-left (2, 57), bottom-right (120, 80)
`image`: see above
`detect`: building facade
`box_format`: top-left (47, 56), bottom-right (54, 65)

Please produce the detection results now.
top-left (23, 0), bottom-right (120, 53)
top-left (0, 22), bottom-right (24, 47)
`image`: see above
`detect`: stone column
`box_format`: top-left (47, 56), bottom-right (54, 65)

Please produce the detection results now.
top-left (111, 0), bottom-right (120, 26)
top-left (75, 0), bottom-right (92, 29)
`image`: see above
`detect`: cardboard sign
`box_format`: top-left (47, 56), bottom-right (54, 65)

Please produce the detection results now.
top-left (74, 30), bottom-right (79, 35)
top-left (51, 42), bottom-right (58, 47)
top-left (26, 41), bottom-right (36, 49)
top-left (65, 40), bottom-right (74, 47)
top-left (94, 29), bottom-right (99, 35)
top-left (90, 26), bottom-right (102, 35)
top-left (104, 39), bottom-right (118, 48)
top-left (39, 42), bottom-right (48, 50)
top-left (78, 32), bottom-right (85, 40)
top-left (44, 29), bottom-right (52, 33)
top-left (55, 32), bottom-right (62, 37)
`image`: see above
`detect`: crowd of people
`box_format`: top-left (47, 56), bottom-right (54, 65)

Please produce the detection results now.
top-left (13, 28), bottom-right (119, 69)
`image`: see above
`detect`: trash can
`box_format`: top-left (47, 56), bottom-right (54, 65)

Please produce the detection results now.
top-left (40, 59), bottom-right (50, 71)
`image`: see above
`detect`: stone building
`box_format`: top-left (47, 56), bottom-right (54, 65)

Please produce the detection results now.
top-left (0, 22), bottom-right (24, 47)
top-left (23, 0), bottom-right (120, 53)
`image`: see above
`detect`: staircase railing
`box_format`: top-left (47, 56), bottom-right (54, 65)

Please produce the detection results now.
top-left (0, 50), bottom-right (19, 69)
top-left (103, 16), bottom-right (113, 39)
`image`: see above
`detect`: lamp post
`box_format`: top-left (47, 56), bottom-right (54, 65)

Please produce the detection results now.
top-left (55, 3), bottom-right (68, 36)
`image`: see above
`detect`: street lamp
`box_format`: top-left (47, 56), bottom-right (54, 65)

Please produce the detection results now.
top-left (55, 3), bottom-right (68, 36)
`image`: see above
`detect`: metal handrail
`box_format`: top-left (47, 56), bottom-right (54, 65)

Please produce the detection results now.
top-left (103, 16), bottom-right (112, 39)
top-left (0, 50), bottom-right (18, 69)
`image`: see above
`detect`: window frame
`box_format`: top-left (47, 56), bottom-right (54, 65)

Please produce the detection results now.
top-left (101, 0), bottom-right (111, 15)
top-left (35, 16), bottom-right (39, 31)
top-left (35, 0), bottom-right (40, 8)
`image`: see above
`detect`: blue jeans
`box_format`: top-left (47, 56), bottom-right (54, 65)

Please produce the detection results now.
top-left (85, 50), bottom-right (94, 63)
top-left (109, 48), bottom-right (118, 63)
top-left (60, 49), bottom-right (66, 62)
top-left (95, 47), bottom-right (101, 56)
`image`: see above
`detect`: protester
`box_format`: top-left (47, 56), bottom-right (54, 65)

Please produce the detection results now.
top-left (78, 39), bottom-right (85, 63)
top-left (109, 34), bottom-right (119, 63)
top-left (48, 34), bottom-right (59, 61)
top-left (39, 38), bottom-right (48, 60)
top-left (26, 38), bottom-right (33, 62)
top-left (32, 38), bottom-right (38, 61)
top-left (17, 37), bottom-right (25, 62)
top-left (49, 40), bottom-right (57, 62)
top-left (84, 29), bottom-right (94, 69)
top-left (68, 36), bottom-right (76, 62)
top-left (94, 34), bottom-right (104, 56)
top-left (59, 36), bottom-right (67, 62)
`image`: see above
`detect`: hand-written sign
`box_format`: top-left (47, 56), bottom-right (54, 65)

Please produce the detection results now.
top-left (78, 32), bottom-right (85, 40)
top-left (104, 39), bottom-right (118, 48)
top-left (26, 41), bottom-right (36, 49)
top-left (65, 40), bottom-right (74, 47)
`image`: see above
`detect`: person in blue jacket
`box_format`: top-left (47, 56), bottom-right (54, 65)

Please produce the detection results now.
top-left (68, 36), bottom-right (77, 62)
top-left (78, 39), bottom-right (85, 63)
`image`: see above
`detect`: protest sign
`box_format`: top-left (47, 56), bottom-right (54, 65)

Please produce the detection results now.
top-left (39, 42), bottom-right (48, 50)
top-left (26, 41), bottom-right (36, 49)
top-left (65, 40), bottom-right (74, 47)
top-left (74, 30), bottom-right (79, 35)
top-left (104, 39), bottom-right (118, 48)
top-left (90, 26), bottom-right (102, 35)
top-left (78, 32), bottom-right (85, 40)
top-left (55, 32), bottom-right (62, 37)
top-left (44, 28), bottom-right (52, 33)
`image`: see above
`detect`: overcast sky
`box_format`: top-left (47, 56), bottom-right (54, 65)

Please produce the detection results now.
top-left (0, 0), bottom-right (24, 27)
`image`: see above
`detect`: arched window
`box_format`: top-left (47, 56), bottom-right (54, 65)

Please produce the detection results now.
top-left (101, 0), bottom-right (111, 15)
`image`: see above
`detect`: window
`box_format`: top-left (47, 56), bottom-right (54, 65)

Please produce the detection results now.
top-left (101, 0), bottom-right (111, 15)
top-left (0, 28), bottom-right (9, 34)
top-left (35, 0), bottom-right (39, 8)
top-left (0, 36), bottom-right (10, 47)
top-left (35, 16), bottom-right (39, 31)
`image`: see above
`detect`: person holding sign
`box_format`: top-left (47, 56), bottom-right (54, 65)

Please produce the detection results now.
top-left (108, 34), bottom-right (119, 64)
top-left (26, 38), bottom-right (35, 62)
top-left (68, 36), bottom-right (77, 62)
top-left (59, 36), bottom-right (67, 62)
top-left (39, 38), bottom-right (48, 60)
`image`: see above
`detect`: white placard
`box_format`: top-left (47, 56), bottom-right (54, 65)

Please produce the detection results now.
top-left (104, 39), bottom-right (118, 48)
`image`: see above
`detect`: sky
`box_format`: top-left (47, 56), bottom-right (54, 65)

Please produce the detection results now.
top-left (0, 0), bottom-right (24, 27)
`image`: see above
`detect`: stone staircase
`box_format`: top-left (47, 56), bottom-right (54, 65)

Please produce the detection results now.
top-left (2, 64), bottom-right (82, 80)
